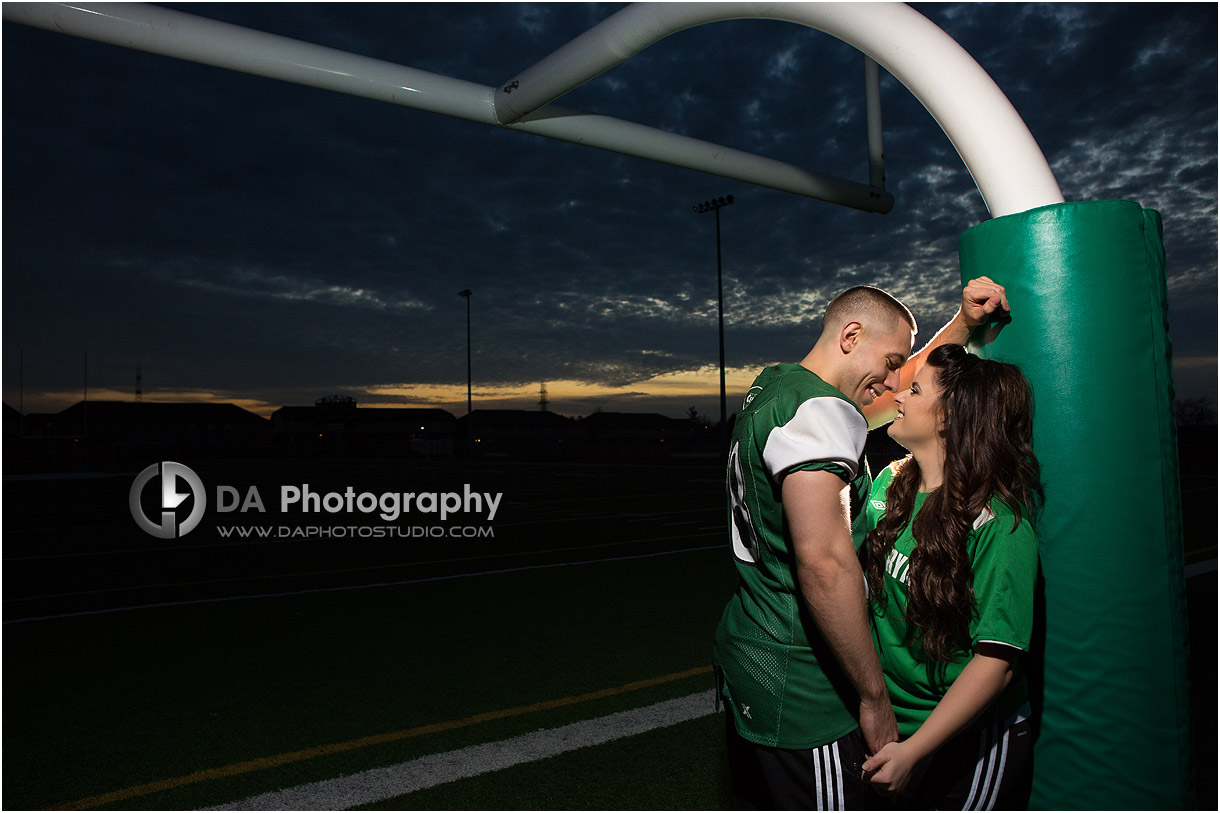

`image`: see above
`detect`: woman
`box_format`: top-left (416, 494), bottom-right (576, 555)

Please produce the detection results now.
top-left (860, 342), bottom-right (1042, 809)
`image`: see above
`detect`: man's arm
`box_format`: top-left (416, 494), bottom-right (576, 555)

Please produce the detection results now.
top-left (782, 468), bottom-right (898, 754)
top-left (863, 275), bottom-right (1010, 429)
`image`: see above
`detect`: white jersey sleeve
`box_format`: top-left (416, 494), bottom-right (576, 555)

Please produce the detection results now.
top-left (762, 396), bottom-right (867, 480)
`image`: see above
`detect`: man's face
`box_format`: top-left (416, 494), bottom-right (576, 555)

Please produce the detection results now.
top-left (847, 318), bottom-right (913, 408)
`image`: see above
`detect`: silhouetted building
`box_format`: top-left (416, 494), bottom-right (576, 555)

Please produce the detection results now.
top-left (9, 409), bottom-right (59, 439)
top-left (5, 401), bottom-right (269, 464)
top-left (451, 409), bottom-right (723, 461)
top-left (270, 399), bottom-right (455, 457)
top-left (3, 402), bottom-right (20, 439)
top-left (581, 411), bottom-right (716, 460)
top-left (457, 409), bottom-right (578, 459)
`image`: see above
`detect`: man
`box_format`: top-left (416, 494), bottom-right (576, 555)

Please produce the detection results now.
top-left (713, 277), bottom-right (1009, 809)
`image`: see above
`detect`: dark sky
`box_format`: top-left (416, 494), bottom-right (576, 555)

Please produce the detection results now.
top-left (4, 3), bottom-right (1216, 418)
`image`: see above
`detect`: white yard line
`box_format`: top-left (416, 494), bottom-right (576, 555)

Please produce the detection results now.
top-left (207, 690), bottom-right (717, 810)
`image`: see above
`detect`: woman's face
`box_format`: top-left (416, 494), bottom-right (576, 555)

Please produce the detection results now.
top-left (889, 362), bottom-right (946, 451)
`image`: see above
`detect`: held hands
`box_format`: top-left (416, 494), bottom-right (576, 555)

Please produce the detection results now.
top-left (961, 276), bottom-right (1010, 327)
top-left (861, 740), bottom-right (925, 798)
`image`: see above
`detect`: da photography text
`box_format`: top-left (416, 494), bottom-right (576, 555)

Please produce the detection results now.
top-left (221, 483), bottom-right (503, 522)
top-left (129, 461), bottom-right (503, 539)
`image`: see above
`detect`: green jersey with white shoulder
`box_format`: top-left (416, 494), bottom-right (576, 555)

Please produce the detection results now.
top-left (864, 462), bottom-right (1039, 738)
top-left (713, 363), bottom-right (872, 749)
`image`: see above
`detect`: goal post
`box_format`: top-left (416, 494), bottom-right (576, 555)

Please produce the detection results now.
top-left (959, 201), bottom-right (1191, 809)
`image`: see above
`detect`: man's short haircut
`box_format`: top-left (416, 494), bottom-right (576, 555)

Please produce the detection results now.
top-left (822, 285), bottom-right (917, 337)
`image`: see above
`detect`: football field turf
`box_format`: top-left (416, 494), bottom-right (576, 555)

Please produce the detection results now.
top-left (4, 459), bottom-right (736, 810)
top-left (4, 455), bottom-right (1215, 809)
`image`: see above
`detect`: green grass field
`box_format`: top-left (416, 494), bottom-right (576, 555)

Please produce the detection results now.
top-left (4, 454), bottom-right (1215, 809)
top-left (4, 459), bottom-right (737, 810)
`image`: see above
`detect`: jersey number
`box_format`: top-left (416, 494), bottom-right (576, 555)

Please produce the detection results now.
top-left (728, 440), bottom-right (761, 565)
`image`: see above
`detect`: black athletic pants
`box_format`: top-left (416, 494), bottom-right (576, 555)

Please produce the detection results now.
top-left (724, 715), bottom-right (881, 810)
top-left (902, 707), bottom-right (1032, 810)
top-left (723, 707), bottom-right (1031, 811)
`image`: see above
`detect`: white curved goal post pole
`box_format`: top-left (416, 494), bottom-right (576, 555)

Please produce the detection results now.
top-left (2, 2), bottom-right (891, 213)
top-left (494, 2), bottom-right (1063, 217)
top-left (4, 2), bottom-right (1061, 217)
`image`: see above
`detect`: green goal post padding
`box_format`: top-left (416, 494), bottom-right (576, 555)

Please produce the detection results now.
top-left (958, 199), bottom-right (1192, 810)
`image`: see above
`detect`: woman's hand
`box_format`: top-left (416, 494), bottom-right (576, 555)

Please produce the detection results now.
top-left (862, 740), bottom-right (925, 798)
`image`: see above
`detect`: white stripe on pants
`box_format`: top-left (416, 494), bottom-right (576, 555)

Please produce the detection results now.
top-left (964, 720), bottom-right (1011, 810)
top-left (812, 741), bottom-right (846, 809)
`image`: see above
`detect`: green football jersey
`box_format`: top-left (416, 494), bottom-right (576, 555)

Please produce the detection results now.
top-left (864, 462), bottom-right (1038, 738)
top-left (712, 363), bottom-right (872, 749)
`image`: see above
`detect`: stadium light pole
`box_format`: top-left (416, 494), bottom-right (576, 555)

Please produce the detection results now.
top-left (693, 194), bottom-right (733, 453)
top-left (459, 288), bottom-right (473, 457)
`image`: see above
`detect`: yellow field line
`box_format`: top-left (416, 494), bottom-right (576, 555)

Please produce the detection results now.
top-left (53, 665), bottom-right (713, 810)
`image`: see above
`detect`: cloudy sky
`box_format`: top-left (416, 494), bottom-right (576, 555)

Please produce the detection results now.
top-left (4, 3), bottom-right (1216, 419)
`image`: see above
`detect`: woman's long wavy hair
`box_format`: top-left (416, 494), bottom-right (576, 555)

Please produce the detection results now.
top-left (863, 343), bottom-right (1043, 663)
